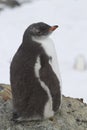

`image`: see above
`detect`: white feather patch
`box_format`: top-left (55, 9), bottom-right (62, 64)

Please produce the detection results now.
top-left (32, 36), bottom-right (62, 85)
top-left (33, 36), bottom-right (62, 102)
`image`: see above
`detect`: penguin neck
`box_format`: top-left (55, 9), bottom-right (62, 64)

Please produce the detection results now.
top-left (32, 36), bottom-right (55, 57)
top-left (32, 36), bottom-right (53, 46)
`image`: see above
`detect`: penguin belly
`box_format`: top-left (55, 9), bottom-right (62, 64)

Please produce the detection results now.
top-left (34, 56), bottom-right (54, 119)
top-left (33, 37), bottom-right (61, 82)
top-left (33, 37), bottom-right (61, 115)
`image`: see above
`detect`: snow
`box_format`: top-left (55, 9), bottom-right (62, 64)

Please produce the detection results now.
top-left (0, 0), bottom-right (87, 103)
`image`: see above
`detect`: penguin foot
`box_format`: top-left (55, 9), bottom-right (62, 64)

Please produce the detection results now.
top-left (11, 112), bottom-right (43, 123)
top-left (11, 111), bottom-right (21, 123)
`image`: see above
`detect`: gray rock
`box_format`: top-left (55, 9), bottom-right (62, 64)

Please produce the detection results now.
top-left (0, 0), bottom-right (20, 8)
top-left (0, 0), bottom-right (33, 8)
top-left (0, 93), bottom-right (87, 130)
top-left (0, 0), bottom-right (32, 11)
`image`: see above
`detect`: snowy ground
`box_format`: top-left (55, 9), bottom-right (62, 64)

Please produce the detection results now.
top-left (0, 0), bottom-right (87, 103)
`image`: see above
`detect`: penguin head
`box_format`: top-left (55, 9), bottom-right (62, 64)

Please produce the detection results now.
top-left (25, 22), bottom-right (58, 38)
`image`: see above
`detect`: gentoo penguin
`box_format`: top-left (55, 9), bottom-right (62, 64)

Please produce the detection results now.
top-left (10, 22), bottom-right (61, 122)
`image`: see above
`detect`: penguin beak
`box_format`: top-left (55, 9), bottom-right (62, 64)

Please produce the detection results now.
top-left (49, 25), bottom-right (58, 32)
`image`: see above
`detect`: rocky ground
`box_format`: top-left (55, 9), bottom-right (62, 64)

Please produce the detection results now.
top-left (0, 0), bottom-right (32, 11)
top-left (0, 84), bottom-right (87, 130)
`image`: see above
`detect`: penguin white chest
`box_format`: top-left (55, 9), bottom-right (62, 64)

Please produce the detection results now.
top-left (33, 37), bottom-right (61, 81)
top-left (40, 38), bottom-right (56, 59)
top-left (33, 37), bottom-right (61, 118)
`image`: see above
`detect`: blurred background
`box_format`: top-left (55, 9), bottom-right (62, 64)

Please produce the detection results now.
top-left (0, 0), bottom-right (87, 102)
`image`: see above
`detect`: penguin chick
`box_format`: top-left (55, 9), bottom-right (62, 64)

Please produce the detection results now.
top-left (10, 22), bottom-right (61, 122)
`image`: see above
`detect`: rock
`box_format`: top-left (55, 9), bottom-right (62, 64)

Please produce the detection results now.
top-left (0, 0), bottom-right (20, 9)
top-left (0, 84), bottom-right (12, 101)
top-left (0, 0), bottom-right (33, 10)
top-left (0, 84), bottom-right (87, 130)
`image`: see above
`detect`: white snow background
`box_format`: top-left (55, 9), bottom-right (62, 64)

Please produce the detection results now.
top-left (0, 0), bottom-right (87, 103)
